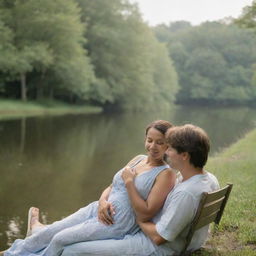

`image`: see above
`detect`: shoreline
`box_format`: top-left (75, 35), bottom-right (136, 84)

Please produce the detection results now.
top-left (0, 99), bottom-right (103, 120)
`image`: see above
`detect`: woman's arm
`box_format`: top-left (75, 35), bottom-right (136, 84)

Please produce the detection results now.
top-left (122, 168), bottom-right (176, 221)
top-left (98, 185), bottom-right (115, 225)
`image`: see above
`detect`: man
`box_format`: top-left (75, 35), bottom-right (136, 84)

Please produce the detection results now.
top-left (61, 124), bottom-right (219, 256)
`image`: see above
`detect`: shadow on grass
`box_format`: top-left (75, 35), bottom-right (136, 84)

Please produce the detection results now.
top-left (191, 226), bottom-right (256, 256)
top-left (192, 248), bottom-right (221, 256)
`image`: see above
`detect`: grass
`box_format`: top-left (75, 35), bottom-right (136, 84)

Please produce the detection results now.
top-left (0, 99), bottom-right (102, 119)
top-left (192, 128), bottom-right (256, 255)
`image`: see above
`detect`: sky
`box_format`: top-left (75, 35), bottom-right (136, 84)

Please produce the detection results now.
top-left (130, 0), bottom-right (254, 26)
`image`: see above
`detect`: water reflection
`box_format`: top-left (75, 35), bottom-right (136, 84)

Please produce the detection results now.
top-left (5, 218), bottom-right (23, 246)
top-left (0, 106), bottom-right (256, 249)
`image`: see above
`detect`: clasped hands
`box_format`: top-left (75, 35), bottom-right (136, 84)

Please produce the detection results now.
top-left (98, 166), bottom-right (136, 225)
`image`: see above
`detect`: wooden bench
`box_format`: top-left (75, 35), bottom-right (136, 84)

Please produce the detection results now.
top-left (180, 183), bottom-right (233, 256)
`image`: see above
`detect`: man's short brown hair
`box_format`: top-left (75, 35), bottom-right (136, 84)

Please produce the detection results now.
top-left (166, 124), bottom-right (210, 168)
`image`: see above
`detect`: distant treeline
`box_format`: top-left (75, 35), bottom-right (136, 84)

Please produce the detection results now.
top-left (154, 20), bottom-right (256, 105)
top-left (0, 0), bottom-right (255, 110)
top-left (0, 0), bottom-right (178, 111)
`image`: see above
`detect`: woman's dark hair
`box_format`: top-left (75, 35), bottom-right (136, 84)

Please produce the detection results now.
top-left (166, 124), bottom-right (210, 168)
top-left (145, 120), bottom-right (173, 136)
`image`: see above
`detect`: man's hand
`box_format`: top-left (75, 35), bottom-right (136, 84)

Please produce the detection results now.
top-left (98, 200), bottom-right (115, 225)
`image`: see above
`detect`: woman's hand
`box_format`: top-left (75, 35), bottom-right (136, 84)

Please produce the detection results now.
top-left (98, 199), bottom-right (115, 225)
top-left (121, 166), bottom-right (136, 184)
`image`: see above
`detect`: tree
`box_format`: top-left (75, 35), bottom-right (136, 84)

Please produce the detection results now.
top-left (0, 0), bottom-right (94, 101)
top-left (150, 39), bottom-right (178, 106)
top-left (236, 1), bottom-right (256, 29)
top-left (12, 44), bottom-right (53, 101)
top-left (77, 0), bottom-right (178, 110)
top-left (236, 0), bottom-right (256, 103)
top-left (156, 21), bottom-right (256, 104)
top-left (0, 0), bottom-right (179, 109)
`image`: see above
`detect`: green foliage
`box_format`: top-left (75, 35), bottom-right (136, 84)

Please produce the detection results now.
top-left (236, 1), bottom-right (256, 105)
top-left (151, 40), bottom-right (178, 105)
top-left (2, 0), bottom-right (256, 109)
top-left (0, 0), bottom-right (178, 110)
top-left (76, 0), bottom-right (178, 110)
top-left (154, 21), bottom-right (256, 104)
top-left (236, 0), bottom-right (256, 30)
top-left (0, 0), bottom-right (94, 100)
top-left (0, 13), bottom-right (15, 72)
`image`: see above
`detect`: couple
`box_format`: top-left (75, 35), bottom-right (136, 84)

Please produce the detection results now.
top-left (3, 120), bottom-right (219, 256)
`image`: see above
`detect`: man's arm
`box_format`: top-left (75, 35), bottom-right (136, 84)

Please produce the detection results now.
top-left (151, 192), bottom-right (196, 243)
top-left (137, 220), bottom-right (166, 245)
top-left (137, 192), bottom-right (196, 247)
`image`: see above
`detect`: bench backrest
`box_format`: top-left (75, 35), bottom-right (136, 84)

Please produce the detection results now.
top-left (181, 183), bottom-right (233, 255)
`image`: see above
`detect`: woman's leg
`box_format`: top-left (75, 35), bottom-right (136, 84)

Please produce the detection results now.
top-left (61, 232), bottom-right (156, 256)
top-left (43, 218), bottom-right (123, 256)
top-left (23, 202), bottom-right (98, 253)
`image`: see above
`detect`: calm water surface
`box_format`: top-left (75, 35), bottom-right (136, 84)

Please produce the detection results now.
top-left (0, 105), bottom-right (256, 248)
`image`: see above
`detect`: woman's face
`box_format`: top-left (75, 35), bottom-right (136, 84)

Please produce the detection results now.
top-left (145, 128), bottom-right (168, 160)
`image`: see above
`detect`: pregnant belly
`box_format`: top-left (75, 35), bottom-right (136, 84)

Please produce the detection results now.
top-left (108, 195), bottom-right (135, 224)
top-left (111, 201), bottom-right (137, 234)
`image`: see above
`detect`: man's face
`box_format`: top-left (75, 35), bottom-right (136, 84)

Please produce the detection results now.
top-left (165, 146), bottom-right (182, 170)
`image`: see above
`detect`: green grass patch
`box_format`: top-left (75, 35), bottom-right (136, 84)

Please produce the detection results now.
top-left (192, 129), bottom-right (256, 255)
top-left (0, 99), bottom-right (102, 120)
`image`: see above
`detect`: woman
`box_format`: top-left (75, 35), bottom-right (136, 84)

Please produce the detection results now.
top-left (3, 120), bottom-right (176, 256)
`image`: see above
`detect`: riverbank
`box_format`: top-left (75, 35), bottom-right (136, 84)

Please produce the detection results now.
top-left (0, 99), bottom-right (102, 120)
top-left (193, 128), bottom-right (256, 255)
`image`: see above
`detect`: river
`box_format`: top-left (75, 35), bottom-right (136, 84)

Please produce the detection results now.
top-left (0, 105), bottom-right (255, 249)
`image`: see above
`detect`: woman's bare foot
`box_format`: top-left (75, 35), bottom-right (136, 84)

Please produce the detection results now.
top-left (27, 207), bottom-right (45, 237)
top-left (30, 207), bottom-right (45, 230)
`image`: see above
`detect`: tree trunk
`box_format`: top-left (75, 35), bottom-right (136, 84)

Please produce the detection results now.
top-left (36, 84), bottom-right (43, 99)
top-left (20, 73), bottom-right (27, 101)
top-left (49, 87), bottom-right (54, 99)
top-left (36, 71), bottom-right (46, 99)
